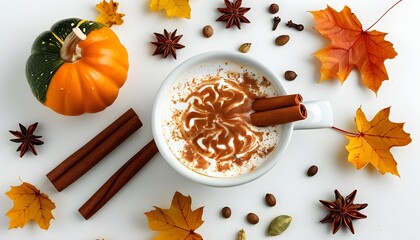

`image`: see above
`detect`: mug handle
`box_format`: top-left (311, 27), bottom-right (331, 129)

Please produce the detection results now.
top-left (293, 101), bottom-right (333, 130)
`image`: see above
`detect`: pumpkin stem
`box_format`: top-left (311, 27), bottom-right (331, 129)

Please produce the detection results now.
top-left (60, 27), bottom-right (87, 62)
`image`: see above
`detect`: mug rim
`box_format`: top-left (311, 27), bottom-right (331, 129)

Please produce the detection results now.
top-left (152, 50), bottom-right (294, 187)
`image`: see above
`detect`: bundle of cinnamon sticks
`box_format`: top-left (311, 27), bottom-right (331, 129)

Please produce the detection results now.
top-left (250, 94), bottom-right (307, 127)
top-left (47, 109), bottom-right (143, 191)
top-left (46, 108), bottom-right (159, 220)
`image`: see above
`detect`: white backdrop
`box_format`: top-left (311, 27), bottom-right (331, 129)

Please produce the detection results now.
top-left (0, 0), bottom-right (419, 239)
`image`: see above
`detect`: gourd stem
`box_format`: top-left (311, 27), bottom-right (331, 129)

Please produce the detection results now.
top-left (60, 27), bottom-right (86, 62)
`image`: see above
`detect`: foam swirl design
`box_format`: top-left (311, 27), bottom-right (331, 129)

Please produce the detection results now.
top-left (181, 77), bottom-right (264, 169)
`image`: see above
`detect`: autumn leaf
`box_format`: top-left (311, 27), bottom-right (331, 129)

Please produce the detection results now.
top-left (96, 0), bottom-right (125, 27)
top-left (149, 0), bottom-right (191, 19)
top-left (145, 191), bottom-right (204, 240)
top-left (6, 182), bottom-right (56, 230)
top-left (344, 107), bottom-right (411, 176)
top-left (310, 4), bottom-right (399, 93)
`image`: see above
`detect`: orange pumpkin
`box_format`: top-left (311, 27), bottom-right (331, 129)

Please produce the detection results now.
top-left (26, 18), bottom-right (129, 115)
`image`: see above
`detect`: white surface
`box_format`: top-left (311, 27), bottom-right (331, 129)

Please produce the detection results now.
top-left (0, 0), bottom-right (419, 239)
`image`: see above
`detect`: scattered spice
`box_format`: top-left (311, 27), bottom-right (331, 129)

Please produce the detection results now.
top-left (272, 16), bottom-right (281, 31)
top-left (202, 25), bottom-right (214, 38)
top-left (216, 0), bottom-right (251, 29)
top-left (320, 189), bottom-right (368, 234)
top-left (238, 43), bottom-right (251, 53)
top-left (237, 229), bottom-right (246, 240)
top-left (246, 212), bottom-right (259, 224)
top-left (151, 29), bottom-right (185, 59)
top-left (275, 35), bottom-right (290, 46)
top-left (9, 122), bottom-right (44, 157)
top-left (307, 165), bottom-right (318, 176)
top-left (284, 70), bottom-right (297, 81)
top-left (221, 206), bottom-right (232, 218)
top-left (267, 215), bottom-right (292, 236)
top-left (286, 20), bottom-right (304, 31)
top-left (268, 3), bottom-right (279, 14)
top-left (265, 193), bottom-right (276, 207)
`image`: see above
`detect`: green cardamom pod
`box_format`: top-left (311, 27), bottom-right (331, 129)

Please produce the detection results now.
top-left (267, 215), bottom-right (292, 236)
top-left (237, 228), bottom-right (246, 240)
top-left (239, 43), bottom-right (251, 53)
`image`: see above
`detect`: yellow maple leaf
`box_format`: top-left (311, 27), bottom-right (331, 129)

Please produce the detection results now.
top-left (345, 107), bottom-right (411, 176)
top-left (96, 0), bottom-right (125, 27)
top-left (149, 0), bottom-right (191, 19)
top-left (6, 182), bottom-right (56, 230)
top-left (145, 191), bottom-right (204, 240)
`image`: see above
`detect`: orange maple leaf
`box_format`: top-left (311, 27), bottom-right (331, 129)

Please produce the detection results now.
top-left (96, 0), bottom-right (125, 27)
top-left (345, 107), bottom-right (411, 176)
top-left (5, 182), bottom-right (56, 230)
top-left (145, 191), bottom-right (204, 240)
top-left (149, 0), bottom-right (191, 19)
top-left (310, 4), bottom-right (398, 93)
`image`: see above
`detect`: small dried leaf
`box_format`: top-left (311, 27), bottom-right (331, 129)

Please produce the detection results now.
top-left (145, 191), bottom-right (204, 240)
top-left (96, 0), bottom-right (125, 27)
top-left (149, 0), bottom-right (191, 19)
top-left (6, 182), bottom-right (56, 230)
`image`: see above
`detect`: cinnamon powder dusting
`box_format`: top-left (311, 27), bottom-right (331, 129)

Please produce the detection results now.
top-left (164, 64), bottom-right (280, 177)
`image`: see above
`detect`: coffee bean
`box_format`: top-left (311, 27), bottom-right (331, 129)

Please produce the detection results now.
top-left (269, 3), bottom-right (279, 14)
top-left (202, 25), bottom-right (213, 38)
top-left (221, 206), bottom-right (231, 218)
top-left (284, 70), bottom-right (297, 81)
top-left (275, 35), bottom-right (290, 46)
top-left (265, 193), bottom-right (277, 207)
top-left (307, 165), bottom-right (318, 177)
top-left (247, 212), bottom-right (259, 224)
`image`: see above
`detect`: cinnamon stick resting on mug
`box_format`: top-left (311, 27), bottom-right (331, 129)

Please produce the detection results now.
top-left (252, 94), bottom-right (303, 111)
top-left (250, 94), bottom-right (307, 127)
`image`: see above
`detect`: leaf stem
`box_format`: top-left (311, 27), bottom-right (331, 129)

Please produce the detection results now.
top-left (331, 126), bottom-right (359, 136)
top-left (366, 0), bottom-right (403, 31)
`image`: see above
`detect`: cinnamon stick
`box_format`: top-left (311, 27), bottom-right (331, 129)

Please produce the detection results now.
top-left (79, 139), bottom-right (158, 220)
top-left (47, 109), bottom-right (143, 192)
top-left (250, 104), bottom-right (307, 127)
top-left (252, 94), bottom-right (303, 112)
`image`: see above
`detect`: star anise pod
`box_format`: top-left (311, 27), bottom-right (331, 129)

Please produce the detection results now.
top-left (9, 122), bottom-right (44, 158)
top-left (319, 189), bottom-right (368, 234)
top-left (151, 29), bottom-right (185, 59)
top-left (216, 0), bottom-right (250, 29)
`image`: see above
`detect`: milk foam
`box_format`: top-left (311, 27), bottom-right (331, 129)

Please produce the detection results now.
top-left (162, 60), bottom-right (282, 177)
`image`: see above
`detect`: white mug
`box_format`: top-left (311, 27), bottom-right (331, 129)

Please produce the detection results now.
top-left (152, 51), bottom-right (333, 187)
